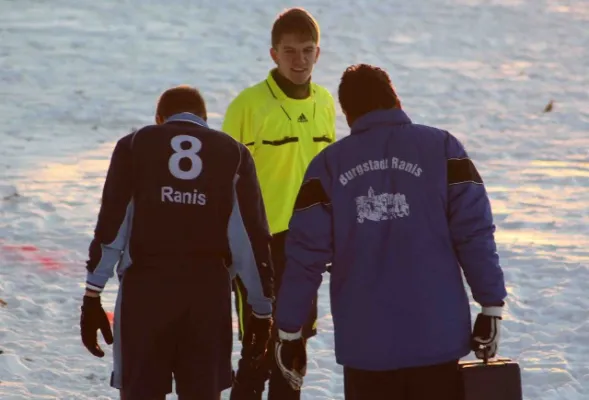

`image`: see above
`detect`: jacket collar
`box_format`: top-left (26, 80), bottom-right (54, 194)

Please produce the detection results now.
top-left (265, 69), bottom-right (315, 101)
top-left (164, 112), bottom-right (208, 128)
top-left (350, 108), bottom-right (411, 135)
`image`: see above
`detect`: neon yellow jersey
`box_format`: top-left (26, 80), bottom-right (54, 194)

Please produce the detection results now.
top-left (222, 70), bottom-right (337, 234)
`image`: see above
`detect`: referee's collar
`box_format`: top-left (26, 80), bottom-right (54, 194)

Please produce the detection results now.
top-left (165, 112), bottom-right (208, 128)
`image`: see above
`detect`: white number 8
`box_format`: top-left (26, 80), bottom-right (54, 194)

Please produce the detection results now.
top-left (168, 135), bottom-right (203, 180)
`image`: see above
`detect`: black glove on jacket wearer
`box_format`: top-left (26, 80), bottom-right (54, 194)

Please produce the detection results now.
top-left (275, 329), bottom-right (307, 391)
top-left (471, 306), bottom-right (503, 361)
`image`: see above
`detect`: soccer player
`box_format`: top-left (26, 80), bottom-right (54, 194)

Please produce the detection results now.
top-left (79, 85), bottom-right (275, 400)
top-left (274, 64), bottom-right (507, 399)
top-left (221, 7), bottom-right (336, 400)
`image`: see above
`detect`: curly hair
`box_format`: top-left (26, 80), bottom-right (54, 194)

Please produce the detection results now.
top-left (338, 64), bottom-right (401, 124)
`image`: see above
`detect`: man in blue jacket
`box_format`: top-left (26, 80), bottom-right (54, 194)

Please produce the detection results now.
top-left (273, 64), bottom-right (507, 399)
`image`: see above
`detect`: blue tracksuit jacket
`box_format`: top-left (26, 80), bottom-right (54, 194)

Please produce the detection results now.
top-left (275, 108), bottom-right (507, 371)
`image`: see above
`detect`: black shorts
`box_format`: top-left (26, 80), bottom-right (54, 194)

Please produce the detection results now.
top-left (233, 230), bottom-right (318, 341)
top-left (111, 263), bottom-right (233, 400)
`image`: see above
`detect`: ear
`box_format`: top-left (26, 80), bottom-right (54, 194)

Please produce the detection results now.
top-left (155, 114), bottom-right (164, 125)
top-left (270, 47), bottom-right (279, 65)
top-left (314, 46), bottom-right (321, 63)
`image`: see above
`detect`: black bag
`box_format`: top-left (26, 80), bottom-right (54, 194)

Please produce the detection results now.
top-left (459, 358), bottom-right (523, 400)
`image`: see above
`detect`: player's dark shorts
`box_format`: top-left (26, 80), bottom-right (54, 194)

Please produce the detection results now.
top-left (233, 230), bottom-right (318, 340)
top-left (110, 261), bottom-right (233, 400)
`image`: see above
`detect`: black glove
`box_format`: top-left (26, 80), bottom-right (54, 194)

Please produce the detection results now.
top-left (275, 329), bottom-right (307, 391)
top-left (230, 313), bottom-right (273, 399)
top-left (80, 295), bottom-right (113, 358)
top-left (471, 306), bottom-right (502, 361)
top-left (242, 313), bottom-right (273, 365)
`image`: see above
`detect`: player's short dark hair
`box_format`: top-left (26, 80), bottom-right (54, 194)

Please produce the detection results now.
top-left (271, 7), bottom-right (320, 48)
top-left (156, 85), bottom-right (207, 121)
top-left (338, 64), bottom-right (401, 124)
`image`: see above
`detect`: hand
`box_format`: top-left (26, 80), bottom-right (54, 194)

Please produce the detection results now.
top-left (471, 306), bottom-right (502, 361)
top-left (275, 329), bottom-right (307, 391)
top-left (80, 295), bottom-right (113, 357)
top-left (242, 313), bottom-right (273, 366)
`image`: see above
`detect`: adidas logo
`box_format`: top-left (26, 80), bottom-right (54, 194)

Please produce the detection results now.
top-left (297, 113), bottom-right (308, 123)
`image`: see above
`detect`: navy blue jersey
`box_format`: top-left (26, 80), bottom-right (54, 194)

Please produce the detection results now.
top-left (85, 113), bottom-right (273, 315)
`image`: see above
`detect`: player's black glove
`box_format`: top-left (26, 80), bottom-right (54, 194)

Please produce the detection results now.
top-left (80, 295), bottom-right (113, 358)
top-left (471, 306), bottom-right (502, 361)
top-left (230, 313), bottom-right (273, 399)
top-left (242, 313), bottom-right (273, 365)
top-left (275, 329), bottom-right (307, 391)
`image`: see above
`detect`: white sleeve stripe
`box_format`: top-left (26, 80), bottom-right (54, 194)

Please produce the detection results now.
top-left (293, 201), bottom-right (331, 213)
top-left (449, 180), bottom-right (484, 186)
top-left (85, 283), bottom-right (104, 292)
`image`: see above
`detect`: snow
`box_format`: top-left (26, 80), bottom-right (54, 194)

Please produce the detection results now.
top-left (1, 0), bottom-right (588, 399)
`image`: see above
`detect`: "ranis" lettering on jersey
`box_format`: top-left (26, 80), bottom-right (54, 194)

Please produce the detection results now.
top-left (161, 186), bottom-right (207, 205)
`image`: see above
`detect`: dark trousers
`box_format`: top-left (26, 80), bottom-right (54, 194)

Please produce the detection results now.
top-left (344, 360), bottom-right (461, 400)
top-left (233, 230), bottom-right (317, 399)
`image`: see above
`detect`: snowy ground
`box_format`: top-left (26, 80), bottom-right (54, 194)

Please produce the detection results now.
top-left (1, 0), bottom-right (588, 399)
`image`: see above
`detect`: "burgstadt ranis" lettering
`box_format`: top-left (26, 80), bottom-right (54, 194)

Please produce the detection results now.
top-left (339, 157), bottom-right (423, 186)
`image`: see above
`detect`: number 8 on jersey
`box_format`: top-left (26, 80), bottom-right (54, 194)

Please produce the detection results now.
top-left (161, 135), bottom-right (207, 206)
top-left (168, 135), bottom-right (203, 180)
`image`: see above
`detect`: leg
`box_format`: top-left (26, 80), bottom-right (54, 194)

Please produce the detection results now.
top-left (113, 271), bottom-right (175, 400)
top-left (267, 231), bottom-right (317, 340)
top-left (230, 358), bottom-right (267, 400)
top-left (231, 276), bottom-right (267, 399)
top-left (268, 230), bottom-right (310, 400)
top-left (120, 391), bottom-right (165, 400)
top-left (178, 393), bottom-right (221, 400)
top-left (406, 360), bottom-right (460, 400)
top-left (175, 264), bottom-right (233, 400)
top-left (343, 366), bottom-right (406, 400)
top-left (233, 276), bottom-right (251, 342)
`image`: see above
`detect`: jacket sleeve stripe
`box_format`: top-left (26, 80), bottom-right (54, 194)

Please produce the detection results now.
top-left (448, 158), bottom-right (483, 186)
top-left (227, 175), bottom-right (273, 316)
top-left (294, 178), bottom-right (331, 212)
top-left (86, 200), bottom-right (133, 292)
